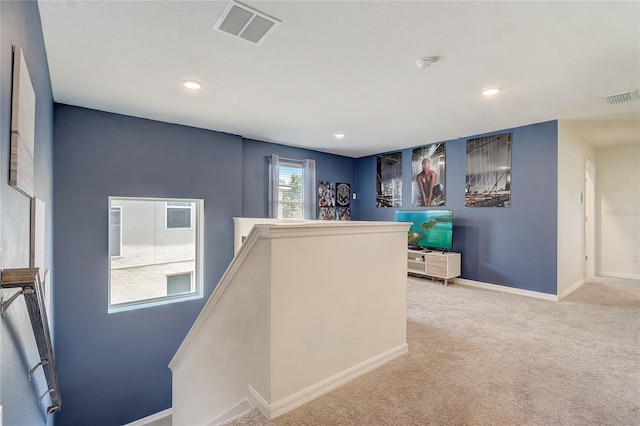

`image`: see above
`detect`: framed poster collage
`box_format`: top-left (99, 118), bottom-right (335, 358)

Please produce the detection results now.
top-left (318, 181), bottom-right (351, 220)
top-left (375, 133), bottom-right (512, 209)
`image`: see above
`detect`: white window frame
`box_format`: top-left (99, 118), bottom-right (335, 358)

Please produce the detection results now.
top-left (166, 271), bottom-right (194, 296)
top-left (165, 201), bottom-right (193, 230)
top-left (108, 197), bottom-right (204, 313)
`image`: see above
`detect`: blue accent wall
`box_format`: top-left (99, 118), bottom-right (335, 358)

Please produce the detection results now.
top-left (53, 105), bottom-right (244, 425)
top-left (242, 138), bottom-right (357, 218)
top-left (0, 1), bottom-right (55, 425)
top-left (355, 121), bottom-right (558, 294)
top-left (52, 106), bottom-right (357, 425)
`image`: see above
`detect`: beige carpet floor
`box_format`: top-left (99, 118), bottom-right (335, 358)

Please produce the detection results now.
top-left (213, 276), bottom-right (640, 426)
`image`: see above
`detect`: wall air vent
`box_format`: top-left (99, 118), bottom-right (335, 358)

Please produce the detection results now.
top-left (604, 90), bottom-right (638, 104)
top-left (214, 1), bottom-right (280, 45)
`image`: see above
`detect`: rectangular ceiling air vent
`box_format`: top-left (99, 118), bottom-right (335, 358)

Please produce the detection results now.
top-left (214, 1), bottom-right (280, 45)
top-left (604, 90), bottom-right (638, 104)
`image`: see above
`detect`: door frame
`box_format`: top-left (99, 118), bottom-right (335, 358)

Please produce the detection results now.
top-left (585, 161), bottom-right (596, 278)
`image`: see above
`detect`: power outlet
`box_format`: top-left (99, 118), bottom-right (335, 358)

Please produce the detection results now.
top-left (633, 254), bottom-right (639, 263)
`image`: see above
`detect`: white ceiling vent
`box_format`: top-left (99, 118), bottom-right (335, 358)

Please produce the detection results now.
top-left (604, 90), bottom-right (638, 104)
top-left (214, 1), bottom-right (280, 45)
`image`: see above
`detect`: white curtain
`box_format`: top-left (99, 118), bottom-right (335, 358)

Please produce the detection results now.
top-left (268, 154), bottom-right (281, 218)
top-left (268, 154), bottom-right (316, 219)
top-left (301, 158), bottom-right (316, 219)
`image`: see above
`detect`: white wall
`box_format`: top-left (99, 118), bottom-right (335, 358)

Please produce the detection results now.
top-left (596, 143), bottom-right (640, 278)
top-left (232, 217), bottom-right (308, 255)
top-left (171, 235), bottom-right (271, 426)
top-left (557, 121), bottom-right (595, 297)
top-left (111, 199), bottom-right (195, 269)
top-left (171, 221), bottom-right (409, 424)
top-left (111, 261), bottom-right (195, 304)
top-left (268, 223), bottom-right (408, 403)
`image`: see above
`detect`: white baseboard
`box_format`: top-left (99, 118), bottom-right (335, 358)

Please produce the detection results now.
top-left (208, 400), bottom-right (253, 426)
top-left (248, 386), bottom-right (270, 419)
top-left (599, 271), bottom-right (640, 280)
top-left (558, 279), bottom-right (585, 300)
top-left (249, 343), bottom-right (409, 420)
top-left (123, 408), bottom-right (172, 426)
top-left (455, 278), bottom-right (559, 301)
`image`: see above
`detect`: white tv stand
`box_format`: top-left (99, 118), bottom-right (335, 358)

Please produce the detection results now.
top-left (407, 249), bottom-right (461, 286)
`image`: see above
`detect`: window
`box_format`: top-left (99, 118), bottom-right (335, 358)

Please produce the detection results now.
top-left (166, 201), bottom-right (192, 229)
top-left (108, 197), bottom-right (203, 312)
top-left (268, 154), bottom-right (316, 219)
top-left (277, 164), bottom-right (304, 218)
top-left (110, 207), bottom-right (122, 257)
top-left (167, 272), bottom-right (193, 295)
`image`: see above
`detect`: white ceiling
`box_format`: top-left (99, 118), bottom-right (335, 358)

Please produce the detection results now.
top-left (38, 1), bottom-right (640, 158)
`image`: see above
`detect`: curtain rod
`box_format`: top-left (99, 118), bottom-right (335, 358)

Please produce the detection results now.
top-left (268, 154), bottom-right (311, 165)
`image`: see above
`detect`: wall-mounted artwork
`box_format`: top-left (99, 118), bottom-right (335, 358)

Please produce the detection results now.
top-left (319, 182), bottom-right (351, 220)
top-left (412, 143), bottom-right (446, 207)
top-left (318, 181), bottom-right (336, 207)
top-left (337, 207), bottom-right (351, 221)
top-left (10, 46), bottom-right (36, 197)
top-left (319, 207), bottom-right (336, 220)
top-left (465, 133), bottom-right (512, 207)
top-left (336, 182), bottom-right (350, 207)
top-left (376, 152), bottom-right (402, 208)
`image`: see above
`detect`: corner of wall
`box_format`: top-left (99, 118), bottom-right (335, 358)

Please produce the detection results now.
top-left (556, 121), bottom-right (595, 295)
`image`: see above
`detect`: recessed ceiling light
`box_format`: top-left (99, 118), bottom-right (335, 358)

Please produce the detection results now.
top-left (334, 133), bottom-right (346, 140)
top-left (183, 79), bottom-right (203, 90)
top-left (482, 87), bottom-right (500, 96)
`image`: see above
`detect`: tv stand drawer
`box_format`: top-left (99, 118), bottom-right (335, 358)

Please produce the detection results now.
top-left (425, 252), bottom-right (461, 279)
top-left (406, 251), bottom-right (461, 286)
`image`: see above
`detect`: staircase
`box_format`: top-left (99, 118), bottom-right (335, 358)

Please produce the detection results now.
top-left (169, 220), bottom-right (409, 425)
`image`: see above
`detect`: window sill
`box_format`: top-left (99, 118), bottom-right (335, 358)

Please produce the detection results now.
top-left (108, 292), bottom-right (202, 314)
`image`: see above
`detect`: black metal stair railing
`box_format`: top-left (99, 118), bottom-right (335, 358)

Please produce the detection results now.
top-left (1, 268), bottom-right (61, 418)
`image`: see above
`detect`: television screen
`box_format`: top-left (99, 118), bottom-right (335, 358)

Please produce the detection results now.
top-left (395, 210), bottom-right (453, 251)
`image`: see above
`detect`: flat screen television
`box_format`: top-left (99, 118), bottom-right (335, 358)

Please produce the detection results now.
top-left (395, 210), bottom-right (453, 251)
